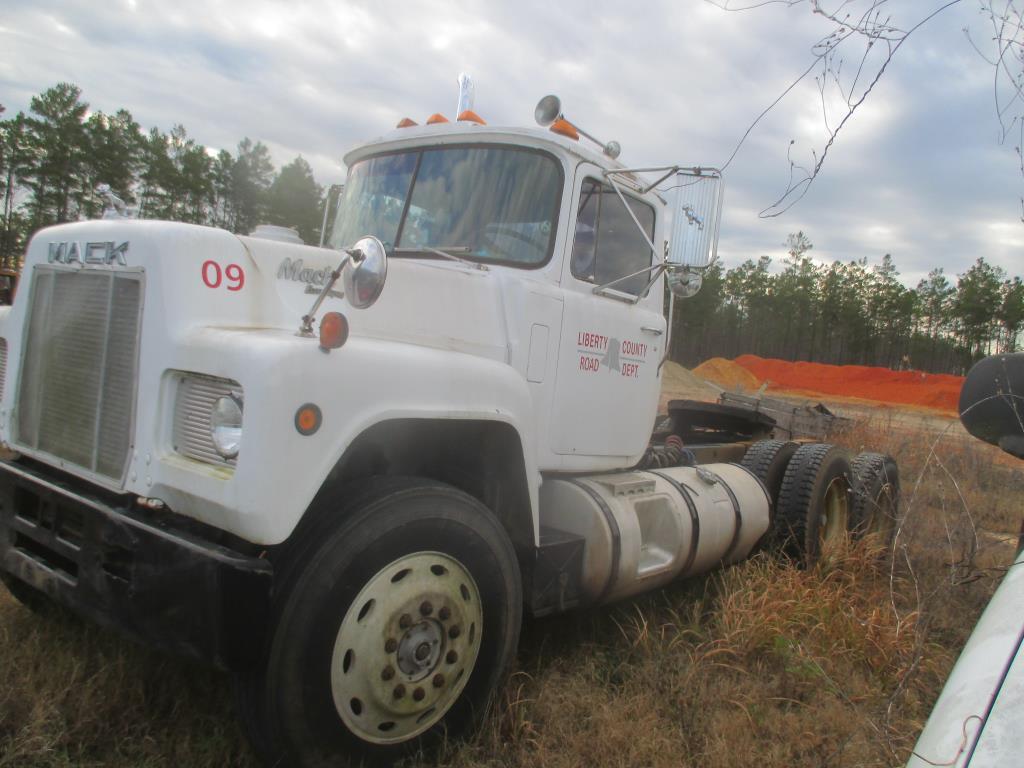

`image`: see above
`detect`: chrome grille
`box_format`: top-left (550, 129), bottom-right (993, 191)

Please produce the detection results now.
top-left (17, 268), bottom-right (143, 482)
top-left (0, 338), bottom-right (7, 403)
top-left (173, 374), bottom-right (240, 468)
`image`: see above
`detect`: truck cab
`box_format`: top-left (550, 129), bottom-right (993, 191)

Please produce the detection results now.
top-left (0, 95), bottom-right (876, 768)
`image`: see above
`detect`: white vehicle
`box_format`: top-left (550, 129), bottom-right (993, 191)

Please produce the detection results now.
top-left (0, 89), bottom-right (898, 767)
top-left (907, 353), bottom-right (1024, 768)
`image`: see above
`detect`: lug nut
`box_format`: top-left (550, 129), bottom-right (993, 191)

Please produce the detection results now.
top-left (446, 650), bottom-right (458, 664)
top-left (393, 684), bottom-right (406, 699)
top-left (384, 638), bottom-right (398, 653)
top-left (419, 601), bottom-right (433, 616)
top-left (448, 625), bottom-right (461, 639)
top-left (413, 687), bottom-right (425, 702)
top-left (399, 613), bottom-right (412, 629)
top-left (381, 665), bottom-right (395, 681)
top-left (438, 606), bottom-right (451, 621)
top-left (432, 673), bottom-right (445, 688)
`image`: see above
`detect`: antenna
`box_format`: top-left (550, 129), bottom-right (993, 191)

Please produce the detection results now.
top-left (457, 73), bottom-right (475, 116)
top-left (533, 94), bottom-right (621, 159)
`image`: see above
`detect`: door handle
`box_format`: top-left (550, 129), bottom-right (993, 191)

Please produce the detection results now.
top-left (641, 326), bottom-right (664, 336)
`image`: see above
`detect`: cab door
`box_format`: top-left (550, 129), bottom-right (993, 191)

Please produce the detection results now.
top-left (549, 165), bottom-right (666, 462)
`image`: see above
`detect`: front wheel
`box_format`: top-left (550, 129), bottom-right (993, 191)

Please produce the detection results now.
top-left (239, 479), bottom-right (522, 767)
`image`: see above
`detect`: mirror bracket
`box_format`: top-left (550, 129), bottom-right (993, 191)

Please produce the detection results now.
top-left (297, 251), bottom-right (356, 337)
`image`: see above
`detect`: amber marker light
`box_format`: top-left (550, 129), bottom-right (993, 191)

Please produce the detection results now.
top-left (295, 403), bottom-right (323, 436)
top-left (396, 117), bottom-right (418, 128)
top-left (425, 113), bottom-right (450, 124)
top-left (457, 109), bottom-right (486, 125)
top-left (319, 311), bottom-right (349, 352)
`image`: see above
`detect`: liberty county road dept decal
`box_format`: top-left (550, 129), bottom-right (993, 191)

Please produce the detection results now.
top-left (576, 331), bottom-right (649, 378)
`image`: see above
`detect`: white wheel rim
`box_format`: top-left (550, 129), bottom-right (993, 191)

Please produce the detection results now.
top-left (330, 551), bottom-right (483, 745)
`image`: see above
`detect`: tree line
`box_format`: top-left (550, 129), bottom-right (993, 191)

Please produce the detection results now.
top-left (0, 82), bottom-right (327, 267)
top-left (670, 232), bottom-right (1024, 375)
top-left (3, 84), bottom-right (1019, 375)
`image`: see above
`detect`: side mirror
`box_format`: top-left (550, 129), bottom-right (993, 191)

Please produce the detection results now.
top-left (667, 169), bottom-right (723, 268)
top-left (960, 353), bottom-right (1024, 459)
top-left (343, 235), bottom-right (388, 309)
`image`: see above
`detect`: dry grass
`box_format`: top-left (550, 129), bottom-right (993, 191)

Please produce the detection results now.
top-left (2, 416), bottom-right (1021, 768)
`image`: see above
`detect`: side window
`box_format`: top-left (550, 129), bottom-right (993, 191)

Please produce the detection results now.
top-left (570, 180), bottom-right (655, 296)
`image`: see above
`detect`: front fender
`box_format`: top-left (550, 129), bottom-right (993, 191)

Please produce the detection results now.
top-left (139, 330), bottom-right (537, 545)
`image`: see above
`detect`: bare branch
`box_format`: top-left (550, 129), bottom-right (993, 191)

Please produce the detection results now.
top-left (706, 1), bottom-right (1024, 218)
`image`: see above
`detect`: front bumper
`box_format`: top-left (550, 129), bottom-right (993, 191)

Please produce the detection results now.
top-left (0, 459), bottom-right (272, 670)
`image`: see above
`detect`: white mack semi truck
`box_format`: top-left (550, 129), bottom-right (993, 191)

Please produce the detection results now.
top-left (0, 92), bottom-right (899, 767)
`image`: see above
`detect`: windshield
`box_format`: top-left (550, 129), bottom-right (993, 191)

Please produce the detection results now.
top-left (330, 146), bottom-right (562, 266)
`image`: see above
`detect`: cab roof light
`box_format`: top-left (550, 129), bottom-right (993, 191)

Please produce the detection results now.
top-left (550, 118), bottom-right (579, 141)
top-left (396, 117), bottom-right (418, 128)
top-left (426, 113), bottom-right (450, 125)
top-left (457, 109), bottom-right (486, 125)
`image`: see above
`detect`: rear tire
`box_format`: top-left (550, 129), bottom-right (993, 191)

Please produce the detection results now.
top-left (741, 440), bottom-right (798, 550)
top-left (237, 478), bottom-right (522, 768)
top-left (849, 452), bottom-right (900, 548)
top-left (776, 443), bottom-right (853, 566)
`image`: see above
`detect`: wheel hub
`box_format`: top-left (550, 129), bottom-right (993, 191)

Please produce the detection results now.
top-left (329, 551), bottom-right (482, 745)
top-left (397, 620), bottom-right (443, 678)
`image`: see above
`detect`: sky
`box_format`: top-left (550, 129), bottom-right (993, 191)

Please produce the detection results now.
top-left (1, 0), bottom-right (1021, 286)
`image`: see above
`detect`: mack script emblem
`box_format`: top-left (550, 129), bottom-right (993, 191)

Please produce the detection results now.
top-left (48, 240), bottom-right (129, 266)
top-left (277, 257), bottom-right (331, 287)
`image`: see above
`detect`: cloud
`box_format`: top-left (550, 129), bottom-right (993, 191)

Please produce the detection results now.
top-left (1, 0), bottom-right (1019, 284)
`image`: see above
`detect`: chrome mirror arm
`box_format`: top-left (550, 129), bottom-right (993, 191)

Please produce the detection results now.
top-left (603, 174), bottom-right (661, 258)
top-left (592, 262), bottom-right (668, 303)
top-left (297, 250), bottom-right (357, 337)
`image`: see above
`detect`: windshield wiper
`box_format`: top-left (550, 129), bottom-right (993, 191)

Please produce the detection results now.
top-left (391, 246), bottom-right (488, 271)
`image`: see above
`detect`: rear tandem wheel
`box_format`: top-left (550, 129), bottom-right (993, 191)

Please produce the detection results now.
top-left (775, 443), bottom-right (854, 566)
top-left (849, 451), bottom-right (900, 548)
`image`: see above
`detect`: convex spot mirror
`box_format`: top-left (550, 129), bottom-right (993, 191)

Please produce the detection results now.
top-left (667, 170), bottom-right (723, 269)
top-left (668, 268), bottom-right (703, 299)
top-left (343, 235), bottom-right (388, 309)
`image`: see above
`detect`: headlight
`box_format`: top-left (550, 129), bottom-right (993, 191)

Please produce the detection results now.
top-left (210, 392), bottom-right (243, 459)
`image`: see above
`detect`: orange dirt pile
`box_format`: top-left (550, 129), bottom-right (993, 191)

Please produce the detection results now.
top-left (734, 354), bottom-right (964, 413)
top-left (692, 357), bottom-right (761, 391)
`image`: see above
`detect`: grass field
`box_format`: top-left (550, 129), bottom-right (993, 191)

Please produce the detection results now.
top-left (1, 415), bottom-right (1021, 768)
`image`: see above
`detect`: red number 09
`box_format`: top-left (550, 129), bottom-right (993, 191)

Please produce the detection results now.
top-left (201, 260), bottom-right (245, 291)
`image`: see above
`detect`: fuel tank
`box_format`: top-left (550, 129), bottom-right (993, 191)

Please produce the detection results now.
top-left (539, 463), bottom-right (771, 604)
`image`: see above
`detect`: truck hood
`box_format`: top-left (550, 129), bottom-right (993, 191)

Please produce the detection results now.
top-left (15, 219), bottom-right (510, 362)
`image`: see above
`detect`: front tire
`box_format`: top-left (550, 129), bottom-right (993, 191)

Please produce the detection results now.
top-left (239, 479), bottom-right (522, 768)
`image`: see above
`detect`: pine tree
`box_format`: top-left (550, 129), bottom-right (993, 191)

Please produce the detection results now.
top-left (24, 83), bottom-right (90, 226)
top-left (0, 110), bottom-right (34, 266)
top-left (231, 138), bottom-right (274, 234)
top-left (266, 156), bottom-right (324, 244)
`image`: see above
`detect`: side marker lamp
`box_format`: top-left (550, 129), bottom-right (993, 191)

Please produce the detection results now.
top-left (319, 311), bottom-right (349, 352)
top-left (295, 403), bottom-right (323, 436)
